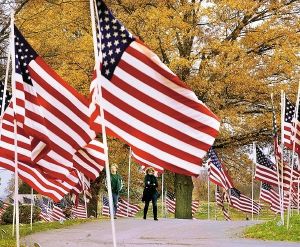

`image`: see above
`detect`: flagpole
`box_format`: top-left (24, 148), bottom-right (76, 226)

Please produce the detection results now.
top-left (161, 173), bottom-right (164, 218)
top-left (127, 147), bottom-right (131, 217)
top-left (297, 178), bottom-right (300, 214)
top-left (89, 1), bottom-right (116, 246)
top-left (271, 93), bottom-right (284, 223)
top-left (287, 80), bottom-right (300, 229)
top-left (207, 169), bottom-right (210, 220)
top-left (30, 188), bottom-right (33, 231)
top-left (214, 184), bottom-right (217, 220)
top-left (252, 142), bottom-right (256, 221)
top-left (10, 12), bottom-right (20, 247)
top-left (280, 90), bottom-right (285, 225)
top-left (81, 173), bottom-right (88, 218)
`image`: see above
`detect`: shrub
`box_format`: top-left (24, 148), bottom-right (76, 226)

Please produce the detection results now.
top-left (1, 205), bottom-right (41, 224)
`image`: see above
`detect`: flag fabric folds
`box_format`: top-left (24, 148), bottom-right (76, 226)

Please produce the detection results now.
top-left (71, 203), bottom-right (87, 219)
top-left (90, 0), bottom-right (220, 176)
top-left (208, 148), bottom-right (233, 190)
top-left (283, 97), bottom-right (295, 150)
top-left (131, 151), bottom-right (164, 174)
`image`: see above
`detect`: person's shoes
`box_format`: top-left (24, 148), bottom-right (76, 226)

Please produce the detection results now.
top-left (154, 218), bottom-right (158, 221)
top-left (143, 216), bottom-right (146, 220)
top-left (114, 216), bottom-right (117, 219)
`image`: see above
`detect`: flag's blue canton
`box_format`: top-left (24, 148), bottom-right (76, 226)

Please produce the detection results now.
top-left (96, 1), bottom-right (135, 79)
top-left (208, 148), bottom-right (222, 170)
top-left (285, 97), bottom-right (295, 123)
top-left (103, 196), bottom-right (109, 206)
top-left (0, 81), bottom-right (12, 113)
top-left (14, 26), bottom-right (37, 85)
top-left (256, 147), bottom-right (276, 170)
top-left (230, 188), bottom-right (241, 198)
top-left (262, 182), bottom-right (271, 191)
top-left (167, 191), bottom-right (175, 200)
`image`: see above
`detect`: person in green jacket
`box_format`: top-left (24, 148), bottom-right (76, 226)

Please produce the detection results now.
top-left (110, 164), bottom-right (123, 219)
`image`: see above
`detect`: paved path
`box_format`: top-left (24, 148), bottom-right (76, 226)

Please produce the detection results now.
top-left (22, 219), bottom-right (300, 247)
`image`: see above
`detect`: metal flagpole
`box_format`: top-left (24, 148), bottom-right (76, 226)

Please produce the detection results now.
top-left (280, 91), bottom-right (285, 224)
top-left (271, 93), bottom-right (284, 223)
top-left (297, 178), bottom-right (300, 214)
top-left (161, 173), bottom-right (164, 218)
top-left (207, 169), bottom-right (210, 220)
top-left (214, 184), bottom-right (217, 220)
top-left (10, 11), bottom-right (20, 247)
top-left (81, 173), bottom-right (88, 218)
top-left (30, 188), bottom-right (33, 231)
top-left (287, 80), bottom-right (300, 229)
top-left (89, 1), bottom-right (116, 246)
top-left (127, 147), bottom-right (131, 217)
top-left (252, 142), bottom-right (256, 221)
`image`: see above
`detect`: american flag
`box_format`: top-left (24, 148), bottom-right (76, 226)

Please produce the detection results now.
top-left (260, 182), bottom-right (291, 213)
top-left (0, 104), bottom-right (77, 202)
top-left (229, 188), bottom-right (261, 214)
top-left (215, 187), bottom-right (231, 221)
top-left (281, 165), bottom-right (300, 191)
top-left (208, 148), bottom-right (234, 190)
top-left (0, 81), bottom-right (12, 115)
top-left (102, 196), bottom-right (141, 217)
top-left (271, 101), bottom-right (282, 163)
top-left (283, 97), bottom-right (295, 150)
top-left (255, 147), bottom-right (279, 186)
top-left (0, 201), bottom-right (9, 220)
top-left (132, 151), bottom-right (164, 174)
top-left (51, 204), bottom-right (66, 221)
top-left (35, 199), bottom-right (53, 222)
top-left (71, 203), bottom-right (87, 219)
top-left (90, 0), bottom-right (220, 176)
top-left (291, 99), bottom-right (300, 156)
top-left (11, 26), bottom-right (105, 181)
top-left (165, 191), bottom-right (199, 215)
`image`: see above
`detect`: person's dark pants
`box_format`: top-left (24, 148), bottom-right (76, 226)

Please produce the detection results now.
top-left (143, 197), bottom-right (158, 220)
top-left (112, 193), bottom-right (119, 216)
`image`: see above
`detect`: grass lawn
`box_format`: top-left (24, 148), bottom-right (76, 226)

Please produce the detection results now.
top-left (0, 219), bottom-right (95, 247)
top-left (244, 214), bottom-right (300, 242)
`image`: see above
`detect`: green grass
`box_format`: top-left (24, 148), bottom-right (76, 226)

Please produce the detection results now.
top-left (0, 219), bottom-right (95, 247)
top-left (244, 214), bottom-right (300, 242)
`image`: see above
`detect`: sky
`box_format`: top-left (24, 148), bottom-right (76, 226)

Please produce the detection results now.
top-left (0, 169), bottom-right (12, 200)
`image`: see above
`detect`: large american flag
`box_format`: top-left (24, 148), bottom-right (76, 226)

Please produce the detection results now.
top-left (283, 97), bottom-right (295, 150)
top-left (215, 186), bottom-right (231, 221)
top-left (12, 26), bottom-right (105, 180)
top-left (102, 196), bottom-right (141, 217)
top-left (255, 147), bottom-right (279, 186)
top-left (90, 0), bottom-right (220, 176)
top-left (208, 148), bottom-right (233, 190)
top-left (165, 191), bottom-right (199, 215)
top-left (229, 188), bottom-right (261, 214)
top-left (132, 151), bottom-right (164, 174)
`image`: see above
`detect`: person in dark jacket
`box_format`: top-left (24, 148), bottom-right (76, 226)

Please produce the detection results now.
top-left (110, 164), bottom-right (123, 219)
top-left (142, 167), bottom-right (159, 221)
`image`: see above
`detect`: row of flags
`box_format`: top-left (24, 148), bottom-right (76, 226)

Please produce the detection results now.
top-left (102, 196), bottom-right (141, 217)
top-left (208, 148), bottom-right (261, 220)
top-left (0, 0), bottom-right (220, 205)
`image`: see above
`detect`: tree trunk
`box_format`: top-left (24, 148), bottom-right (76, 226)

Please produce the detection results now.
top-left (174, 174), bottom-right (193, 219)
